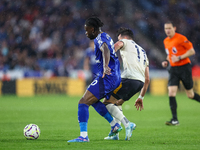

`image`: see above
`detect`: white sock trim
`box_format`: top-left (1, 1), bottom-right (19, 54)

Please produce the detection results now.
top-left (80, 132), bottom-right (88, 138)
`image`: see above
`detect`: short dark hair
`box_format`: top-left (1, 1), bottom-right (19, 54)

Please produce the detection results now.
top-left (85, 17), bottom-right (104, 31)
top-left (165, 21), bottom-right (176, 27)
top-left (117, 27), bottom-right (134, 39)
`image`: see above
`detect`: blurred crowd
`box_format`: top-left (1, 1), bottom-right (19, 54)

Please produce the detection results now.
top-left (0, 0), bottom-right (199, 78)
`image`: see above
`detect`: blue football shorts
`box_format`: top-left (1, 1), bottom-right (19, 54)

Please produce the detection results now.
top-left (87, 76), bottom-right (121, 100)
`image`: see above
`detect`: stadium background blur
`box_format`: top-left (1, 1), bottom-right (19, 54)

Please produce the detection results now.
top-left (0, 0), bottom-right (200, 93)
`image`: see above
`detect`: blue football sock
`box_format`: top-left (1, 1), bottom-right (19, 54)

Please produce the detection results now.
top-left (103, 112), bottom-right (114, 123)
top-left (92, 101), bottom-right (113, 123)
top-left (78, 104), bottom-right (89, 132)
top-left (79, 122), bottom-right (87, 132)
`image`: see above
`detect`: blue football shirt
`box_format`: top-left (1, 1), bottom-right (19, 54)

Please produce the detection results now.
top-left (94, 32), bottom-right (120, 78)
top-left (87, 32), bottom-right (121, 100)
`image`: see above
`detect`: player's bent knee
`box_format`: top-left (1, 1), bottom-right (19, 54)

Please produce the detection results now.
top-left (78, 96), bottom-right (98, 106)
top-left (187, 93), bottom-right (194, 99)
top-left (116, 99), bottom-right (124, 105)
top-left (103, 99), bottom-right (116, 105)
top-left (168, 92), bottom-right (176, 97)
top-left (78, 97), bottom-right (91, 106)
top-left (186, 89), bottom-right (194, 99)
top-left (78, 97), bottom-right (88, 105)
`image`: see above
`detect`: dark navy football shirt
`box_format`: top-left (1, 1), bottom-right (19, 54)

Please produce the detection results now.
top-left (87, 32), bottom-right (121, 100)
top-left (94, 32), bottom-right (121, 78)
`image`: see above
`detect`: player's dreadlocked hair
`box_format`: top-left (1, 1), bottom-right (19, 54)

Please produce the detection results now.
top-left (117, 27), bottom-right (134, 39)
top-left (85, 17), bottom-right (104, 32)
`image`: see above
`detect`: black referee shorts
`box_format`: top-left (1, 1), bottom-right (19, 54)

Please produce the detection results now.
top-left (168, 63), bottom-right (193, 90)
top-left (112, 78), bottom-right (144, 101)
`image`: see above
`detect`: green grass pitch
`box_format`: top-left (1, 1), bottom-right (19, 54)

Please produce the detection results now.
top-left (0, 93), bottom-right (200, 150)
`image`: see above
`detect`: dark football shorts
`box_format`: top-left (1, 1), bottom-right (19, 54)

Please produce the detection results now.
top-left (168, 63), bottom-right (193, 90)
top-left (112, 78), bottom-right (144, 101)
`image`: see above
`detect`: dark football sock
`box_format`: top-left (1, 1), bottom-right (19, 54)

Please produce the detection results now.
top-left (78, 104), bottom-right (89, 133)
top-left (169, 97), bottom-right (178, 120)
top-left (192, 92), bottom-right (200, 102)
top-left (92, 101), bottom-right (113, 123)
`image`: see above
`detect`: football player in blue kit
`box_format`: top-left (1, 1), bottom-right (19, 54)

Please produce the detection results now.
top-left (68, 17), bottom-right (122, 142)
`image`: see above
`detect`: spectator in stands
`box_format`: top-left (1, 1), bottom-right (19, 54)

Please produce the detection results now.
top-left (0, 0), bottom-right (199, 79)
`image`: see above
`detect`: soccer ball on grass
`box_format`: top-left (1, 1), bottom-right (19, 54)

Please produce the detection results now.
top-left (23, 124), bottom-right (40, 140)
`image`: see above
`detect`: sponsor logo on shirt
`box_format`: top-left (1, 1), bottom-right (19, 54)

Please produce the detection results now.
top-left (172, 47), bottom-right (177, 54)
top-left (96, 60), bottom-right (101, 63)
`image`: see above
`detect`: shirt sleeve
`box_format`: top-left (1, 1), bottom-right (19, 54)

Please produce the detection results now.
top-left (180, 37), bottom-right (193, 50)
top-left (146, 57), bottom-right (149, 66)
top-left (163, 39), bottom-right (169, 55)
top-left (120, 39), bottom-right (126, 50)
top-left (97, 36), bottom-right (104, 49)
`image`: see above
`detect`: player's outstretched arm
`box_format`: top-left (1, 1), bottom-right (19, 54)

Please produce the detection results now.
top-left (135, 98), bottom-right (144, 111)
top-left (140, 66), bottom-right (150, 97)
top-left (100, 43), bottom-right (111, 78)
top-left (134, 66), bottom-right (150, 111)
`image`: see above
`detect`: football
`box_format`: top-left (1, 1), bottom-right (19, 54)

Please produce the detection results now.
top-left (23, 124), bottom-right (40, 140)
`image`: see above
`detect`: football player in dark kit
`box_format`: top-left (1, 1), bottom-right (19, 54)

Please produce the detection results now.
top-left (162, 22), bottom-right (200, 126)
top-left (68, 17), bottom-right (122, 142)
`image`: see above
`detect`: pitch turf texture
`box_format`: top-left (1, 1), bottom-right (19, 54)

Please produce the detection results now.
top-left (0, 94), bottom-right (199, 150)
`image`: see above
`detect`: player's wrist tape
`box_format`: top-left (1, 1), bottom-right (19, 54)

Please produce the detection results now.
top-left (138, 95), bottom-right (144, 100)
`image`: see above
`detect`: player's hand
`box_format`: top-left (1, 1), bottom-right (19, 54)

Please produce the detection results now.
top-left (171, 55), bottom-right (179, 63)
top-left (134, 98), bottom-right (144, 111)
top-left (102, 65), bottom-right (111, 78)
top-left (162, 61), bottom-right (168, 68)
